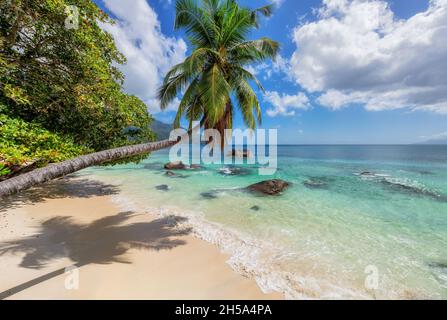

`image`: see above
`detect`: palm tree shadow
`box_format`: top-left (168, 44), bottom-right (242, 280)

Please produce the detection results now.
top-left (0, 211), bottom-right (191, 299)
top-left (0, 174), bottom-right (121, 213)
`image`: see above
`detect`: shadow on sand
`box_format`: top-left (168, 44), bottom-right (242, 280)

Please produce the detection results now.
top-left (0, 211), bottom-right (192, 299)
top-left (0, 174), bottom-right (120, 213)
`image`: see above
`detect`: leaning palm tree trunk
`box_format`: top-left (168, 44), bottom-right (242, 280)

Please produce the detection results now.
top-left (0, 139), bottom-right (176, 197)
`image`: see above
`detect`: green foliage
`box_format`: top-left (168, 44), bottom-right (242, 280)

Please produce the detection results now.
top-left (0, 0), bottom-right (155, 153)
top-left (0, 113), bottom-right (89, 173)
top-left (159, 0), bottom-right (279, 137)
top-left (0, 163), bottom-right (11, 176)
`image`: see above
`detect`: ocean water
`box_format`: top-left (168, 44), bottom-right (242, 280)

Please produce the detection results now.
top-left (81, 145), bottom-right (447, 299)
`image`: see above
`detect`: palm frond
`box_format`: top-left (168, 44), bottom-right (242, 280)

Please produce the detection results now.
top-left (175, 0), bottom-right (216, 47)
top-left (229, 38), bottom-right (280, 63)
top-left (199, 64), bottom-right (230, 126)
top-left (184, 47), bottom-right (221, 73)
top-left (175, 77), bottom-right (202, 128)
top-left (220, 5), bottom-right (254, 47)
top-left (251, 4), bottom-right (274, 28)
top-left (234, 79), bottom-right (261, 128)
top-left (254, 5), bottom-right (274, 17)
top-left (231, 66), bottom-right (265, 93)
top-left (157, 67), bottom-right (191, 110)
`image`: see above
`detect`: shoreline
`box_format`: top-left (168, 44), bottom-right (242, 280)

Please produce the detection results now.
top-left (0, 177), bottom-right (283, 300)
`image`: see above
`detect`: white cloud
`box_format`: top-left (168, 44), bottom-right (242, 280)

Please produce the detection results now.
top-left (245, 62), bottom-right (269, 76)
top-left (100, 0), bottom-right (187, 113)
top-left (245, 55), bottom-right (290, 82)
top-left (264, 91), bottom-right (310, 117)
top-left (270, 0), bottom-right (285, 8)
top-left (272, 54), bottom-right (290, 75)
top-left (289, 0), bottom-right (447, 114)
top-left (420, 130), bottom-right (447, 141)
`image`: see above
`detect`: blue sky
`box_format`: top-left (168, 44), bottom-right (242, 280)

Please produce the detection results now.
top-left (94, 0), bottom-right (447, 144)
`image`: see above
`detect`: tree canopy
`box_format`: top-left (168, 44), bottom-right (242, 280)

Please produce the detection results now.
top-left (0, 0), bottom-right (155, 176)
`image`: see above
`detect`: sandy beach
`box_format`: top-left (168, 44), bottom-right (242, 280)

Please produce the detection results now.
top-left (0, 176), bottom-right (282, 300)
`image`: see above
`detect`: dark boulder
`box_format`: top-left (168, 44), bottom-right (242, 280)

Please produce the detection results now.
top-left (247, 179), bottom-right (290, 196)
top-left (164, 161), bottom-right (186, 170)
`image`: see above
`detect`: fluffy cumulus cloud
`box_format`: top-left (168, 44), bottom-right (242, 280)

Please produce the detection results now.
top-left (264, 91), bottom-right (310, 117)
top-left (100, 0), bottom-right (187, 113)
top-left (289, 0), bottom-right (447, 114)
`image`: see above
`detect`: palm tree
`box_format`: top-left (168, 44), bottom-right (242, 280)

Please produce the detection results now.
top-left (159, 0), bottom-right (279, 148)
top-left (0, 0), bottom-right (278, 197)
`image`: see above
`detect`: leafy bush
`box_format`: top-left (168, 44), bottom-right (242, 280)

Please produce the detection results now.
top-left (0, 114), bottom-right (90, 174)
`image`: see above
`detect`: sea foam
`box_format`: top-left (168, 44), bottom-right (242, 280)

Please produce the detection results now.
top-left (109, 191), bottom-right (370, 300)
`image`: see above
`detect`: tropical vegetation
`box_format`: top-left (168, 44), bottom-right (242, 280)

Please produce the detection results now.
top-left (0, 0), bottom-right (155, 177)
top-left (0, 0), bottom-right (278, 196)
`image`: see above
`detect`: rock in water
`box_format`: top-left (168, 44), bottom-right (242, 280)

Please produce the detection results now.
top-left (143, 162), bottom-right (165, 170)
top-left (229, 149), bottom-right (253, 158)
top-left (250, 205), bottom-right (260, 211)
top-left (164, 161), bottom-right (186, 170)
top-left (359, 171), bottom-right (375, 177)
top-left (247, 179), bottom-right (290, 195)
top-left (200, 191), bottom-right (219, 199)
top-left (165, 171), bottom-right (189, 179)
top-left (156, 184), bottom-right (170, 191)
top-left (303, 178), bottom-right (330, 189)
top-left (189, 164), bottom-right (204, 170)
top-left (218, 167), bottom-right (251, 176)
top-left (165, 171), bottom-right (177, 177)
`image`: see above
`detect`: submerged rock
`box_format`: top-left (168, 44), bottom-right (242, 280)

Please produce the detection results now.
top-left (165, 171), bottom-right (189, 178)
top-left (427, 262), bottom-right (447, 287)
top-left (164, 161), bottom-right (186, 170)
top-left (381, 179), bottom-right (447, 202)
top-left (155, 184), bottom-right (170, 191)
top-left (303, 178), bottom-right (329, 190)
top-left (360, 171), bottom-right (375, 177)
top-left (189, 164), bottom-right (204, 170)
top-left (200, 191), bottom-right (219, 199)
top-left (428, 262), bottom-right (447, 270)
top-left (247, 179), bottom-right (290, 196)
top-left (303, 176), bottom-right (335, 189)
top-left (218, 166), bottom-right (252, 176)
top-left (250, 205), bottom-right (260, 211)
top-left (143, 162), bottom-right (165, 170)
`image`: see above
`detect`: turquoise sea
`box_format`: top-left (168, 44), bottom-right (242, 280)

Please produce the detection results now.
top-left (82, 145), bottom-right (447, 299)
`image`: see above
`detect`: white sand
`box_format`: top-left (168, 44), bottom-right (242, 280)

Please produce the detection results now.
top-left (0, 178), bottom-right (283, 300)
